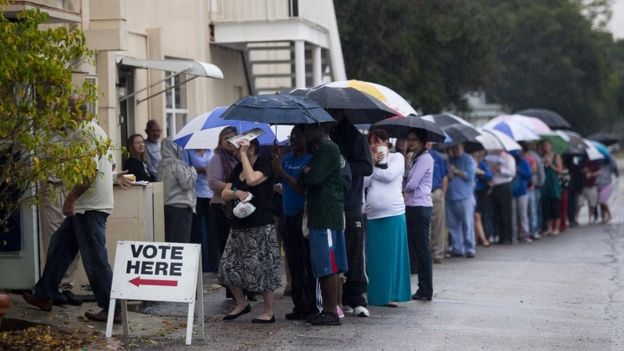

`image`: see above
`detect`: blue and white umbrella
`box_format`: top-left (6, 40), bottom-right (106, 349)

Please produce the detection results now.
top-left (173, 106), bottom-right (291, 150)
top-left (483, 119), bottom-right (539, 142)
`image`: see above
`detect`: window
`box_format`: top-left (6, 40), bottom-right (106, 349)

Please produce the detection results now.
top-left (85, 76), bottom-right (98, 116)
top-left (165, 71), bottom-right (188, 137)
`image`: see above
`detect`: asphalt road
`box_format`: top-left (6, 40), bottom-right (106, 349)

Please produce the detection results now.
top-left (126, 178), bottom-right (624, 351)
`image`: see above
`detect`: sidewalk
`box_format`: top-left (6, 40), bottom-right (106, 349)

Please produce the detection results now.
top-left (1, 271), bottom-right (294, 349)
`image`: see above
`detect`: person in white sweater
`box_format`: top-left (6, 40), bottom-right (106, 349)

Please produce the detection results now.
top-left (363, 128), bottom-right (412, 306)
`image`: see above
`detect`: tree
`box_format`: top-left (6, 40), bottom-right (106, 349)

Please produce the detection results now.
top-left (335, 0), bottom-right (496, 113)
top-left (481, 0), bottom-right (620, 133)
top-left (0, 8), bottom-right (111, 231)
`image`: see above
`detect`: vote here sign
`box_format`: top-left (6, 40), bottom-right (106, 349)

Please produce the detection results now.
top-left (110, 241), bottom-right (200, 303)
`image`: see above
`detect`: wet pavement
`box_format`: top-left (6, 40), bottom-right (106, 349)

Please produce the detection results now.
top-left (4, 181), bottom-right (624, 350)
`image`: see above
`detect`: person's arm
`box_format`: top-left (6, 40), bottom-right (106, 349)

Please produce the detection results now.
top-left (454, 156), bottom-right (476, 182)
top-left (440, 176), bottom-right (448, 193)
top-left (221, 182), bottom-right (251, 202)
top-left (239, 140), bottom-right (267, 187)
top-left (372, 153), bottom-right (404, 183)
top-left (208, 154), bottom-right (228, 195)
top-left (519, 160), bottom-right (532, 181)
top-left (404, 156), bottom-right (431, 193)
top-left (482, 163), bottom-right (493, 182)
top-left (62, 182), bottom-right (92, 216)
top-left (553, 154), bottom-right (563, 173)
top-left (174, 161), bottom-right (197, 192)
top-left (273, 154), bottom-right (305, 193)
top-left (348, 136), bottom-right (374, 177)
top-left (303, 145), bottom-right (339, 186)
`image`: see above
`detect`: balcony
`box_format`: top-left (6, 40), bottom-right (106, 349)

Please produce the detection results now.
top-left (3, 0), bottom-right (82, 23)
top-left (210, 0), bottom-right (334, 49)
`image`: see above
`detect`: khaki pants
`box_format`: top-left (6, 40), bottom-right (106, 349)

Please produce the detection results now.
top-left (39, 182), bottom-right (79, 291)
top-left (430, 189), bottom-right (447, 260)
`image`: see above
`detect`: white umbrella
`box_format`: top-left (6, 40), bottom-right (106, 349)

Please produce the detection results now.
top-left (480, 128), bottom-right (522, 151)
top-left (483, 119), bottom-right (540, 141)
top-left (583, 138), bottom-right (604, 161)
top-left (488, 114), bottom-right (551, 135)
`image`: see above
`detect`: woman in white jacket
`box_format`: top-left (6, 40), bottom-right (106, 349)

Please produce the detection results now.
top-left (364, 128), bottom-right (411, 306)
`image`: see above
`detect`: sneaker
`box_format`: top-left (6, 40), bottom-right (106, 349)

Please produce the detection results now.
top-left (465, 252), bottom-right (475, 258)
top-left (309, 311), bottom-right (341, 326)
top-left (531, 233), bottom-right (541, 240)
top-left (342, 305), bottom-right (354, 314)
top-left (337, 306), bottom-right (344, 319)
top-left (520, 237), bottom-right (533, 243)
top-left (353, 306), bottom-right (369, 317)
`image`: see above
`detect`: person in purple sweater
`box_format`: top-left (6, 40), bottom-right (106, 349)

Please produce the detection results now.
top-left (403, 128), bottom-right (434, 301)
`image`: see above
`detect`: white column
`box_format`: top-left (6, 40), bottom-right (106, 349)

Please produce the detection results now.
top-left (294, 40), bottom-right (306, 88)
top-left (312, 45), bottom-right (322, 86)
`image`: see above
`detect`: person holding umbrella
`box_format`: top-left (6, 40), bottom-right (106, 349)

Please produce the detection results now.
top-left (271, 125), bottom-right (318, 320)
top-left (329, 110), bottom-right (373, 318)
top-left (364, 128), bottom-right (411, 306)
top-left (403, 128), bottom-right (435, 300)
top-left (301, 123), bottom-right (348, 326)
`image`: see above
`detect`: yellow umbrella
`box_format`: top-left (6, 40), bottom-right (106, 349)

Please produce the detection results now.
top-left (325, 80), bottom-right (417, 117)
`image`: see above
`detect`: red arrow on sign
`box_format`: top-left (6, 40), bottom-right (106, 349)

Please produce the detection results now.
top-left (129, 276), bottom-right (178, 287)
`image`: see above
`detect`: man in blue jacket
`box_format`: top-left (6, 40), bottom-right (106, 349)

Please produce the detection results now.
top-left (510, 150), bottom-right (533, 244)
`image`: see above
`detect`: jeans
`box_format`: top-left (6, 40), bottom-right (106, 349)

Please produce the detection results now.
top-left (406, 206), bottom-right (433, 295)
top-left (342, 213), bottom-right (368, 308)
top-left (527, 190), bottom-right (539, 235)
top-left (191, 198), bottom-right (213, 272)
top-left (34, 211), bottom-right (113, 310)
top-left (165, 205), bottom-right (193, 243)
top-left (512, 194), bottom-right (529, 241)
top-left (282, 211), bottom-right (318, 315)
top-left (446, 198), bottom-right (476, 255)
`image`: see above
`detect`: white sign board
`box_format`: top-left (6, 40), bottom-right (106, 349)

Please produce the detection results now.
top-left (110, 241), bottom-right (199, 302)
top-left (106, 241), bottom-right (204, 345)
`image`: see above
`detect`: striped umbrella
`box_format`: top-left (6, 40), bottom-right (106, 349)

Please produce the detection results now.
top-left (488, 114), bottom-right (551, 135)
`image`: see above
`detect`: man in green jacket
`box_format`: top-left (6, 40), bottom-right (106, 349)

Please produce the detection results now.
top-left (301, 123), bottom-right (347, 326)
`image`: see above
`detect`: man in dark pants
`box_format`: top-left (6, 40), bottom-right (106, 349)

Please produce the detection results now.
top-left (330, 112), bottom-right (373, 317)
top-left (272, 125), bottom-right (318, 320)
top-left (23, 122), bottom-right (127, 323)
top-left (488, 150), bottom-right (516, 244)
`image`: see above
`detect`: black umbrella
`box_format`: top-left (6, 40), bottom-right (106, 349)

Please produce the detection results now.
top-left (515, 108), bottom-right (571, 129)
top-left (587, 131), bottom-right (620, 146)
top-left (443, 124), bottom-right (481, 145)
top-left (422, 112), bottom-right (474, 129)
top-left (373, 114), bottom-right (446, 142)
top-left (291, 86), bottom-right (398, 124)
top-left (221, 93), bottom-right (335, 125)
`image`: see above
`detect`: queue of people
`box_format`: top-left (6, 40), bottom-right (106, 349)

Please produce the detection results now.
top-left (133, 118), bottom-right (620, 327)
top-left (26, 115), bottom-right (618, 328)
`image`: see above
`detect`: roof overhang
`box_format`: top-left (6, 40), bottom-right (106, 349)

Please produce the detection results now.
top-left (116, 56), bottom-right (224, 79)
top-left (115, 56), bottom-right (224, 104)
top-left (212, 18), bottom-right (330, 49)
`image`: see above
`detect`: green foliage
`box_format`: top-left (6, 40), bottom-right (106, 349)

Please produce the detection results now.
top-left (0, 8), bottom-right (111, 230)
top-left (336, 0), bottom-right (623, 133)
top-left (335, 0), bottom-right (495, 113)
top-left (483, 0), bottom-right (620, 133)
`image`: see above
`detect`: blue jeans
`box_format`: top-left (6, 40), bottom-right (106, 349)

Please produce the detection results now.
top-left (527, 190), bottom-right (539, 235)
top-left (446, 197), bottom-right (476, 255)
top-left (34, 211), bottom-right (114, 310)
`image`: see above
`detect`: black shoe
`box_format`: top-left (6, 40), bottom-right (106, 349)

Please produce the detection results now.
top-left (223, 304), bottom-right (251, 321)
top-left (52, 294), bottom-right (68, 306)
top-left (285, 310), bottom-right (312, 321)
top-left (251, 315), bottom-right (275, 324)
top-left (412, 290), bottom-right (432, 301)
top-left (305, 312), bottom-right (321, 323)
top-left (309, 311), bottom-right (341, 326)
top-left (62, 291), bottom-right (82, 306)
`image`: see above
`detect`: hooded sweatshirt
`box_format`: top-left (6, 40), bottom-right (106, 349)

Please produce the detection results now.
top-left (158, 138), bottom-right (197, 210)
